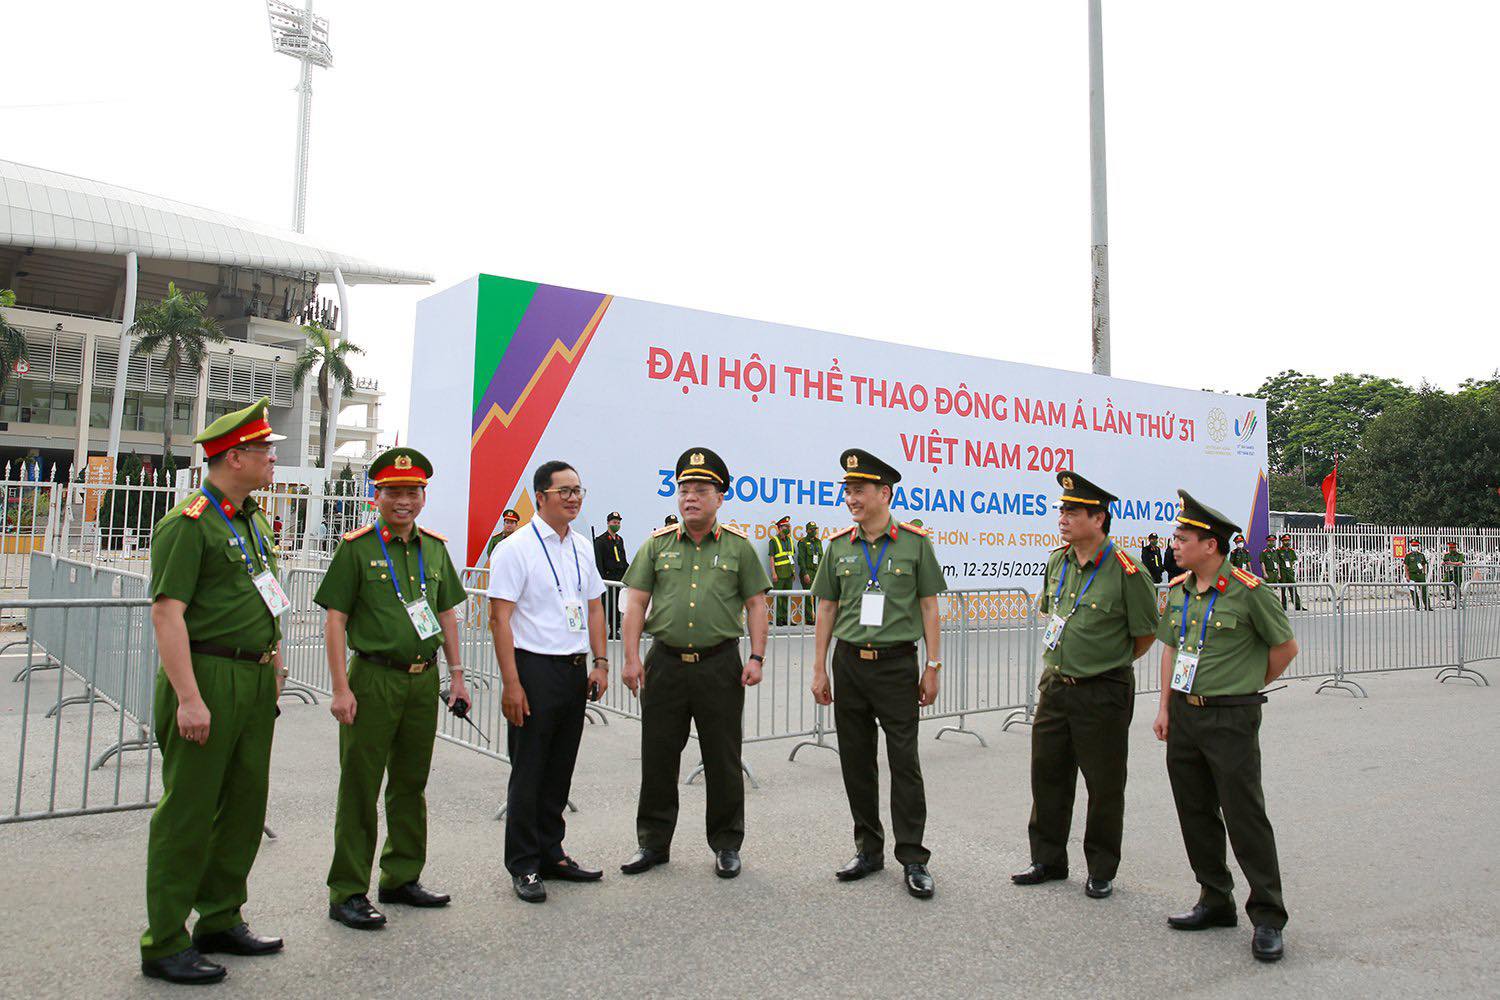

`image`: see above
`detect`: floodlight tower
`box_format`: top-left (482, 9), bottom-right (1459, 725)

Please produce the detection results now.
top-left (267, 0), bottom-right (333, 234)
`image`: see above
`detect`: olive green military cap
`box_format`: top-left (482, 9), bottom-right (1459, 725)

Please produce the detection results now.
top-left (840, 448), bottom-right (901, 485)
top-left (676, 447), bottom-right (730, 491)
top-left (1177, 490), bottom-right (1241, 538)
top-left (1054, 470), bottom-right (1118, 508)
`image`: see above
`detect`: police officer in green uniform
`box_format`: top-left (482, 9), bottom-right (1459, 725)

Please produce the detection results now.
top-left (1403, 539), bottom-right (1431, 610)
top-left (485, 508), bottom-right (521, 562)
top-left (769, 515), bottom-right (797, 625)
top-left (140, 397), bottom-right (288, 985)
top-left (620, 448), bottom-right (770, 878)
top-left (1257, 535), bottom-right (1280, 585)
top-left (1153, 492), bottom-right (1298, 963)
top-left (1229, 535), bottom-right (1252, 570)
top-left (811, 449), bottom-right (946, 899)
top-left (1277, 534), bottom-right (1303, 611)
top-left (1013, 471), bottom-right (1159, 899)
top-left (315, 448), bottom-right (469, 929)
top-left (796, 520), bottom-right (823, 626)
top-left (1442, 542), bottom-right (1466, 605)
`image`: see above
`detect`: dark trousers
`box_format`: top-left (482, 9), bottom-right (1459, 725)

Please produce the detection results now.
top-left (1410, 581), bottom-right (1431, 610)
top-left (1027, 670), bottom-right (1133, 879)
top-left (773, 582), bottom-right (795, 625)
top-left (1166, 693), bottom-right (1288, 930)
top-left (636, 643), bottom-right (745, 853)
top-left (1279, 584), bottom-right (1302, 611)
top-left (832, 642), bottom-right (929, 865)
top-left (505, 650), bottom-right (587, 876)
top-left (602, 579), bottom-right (623, 637)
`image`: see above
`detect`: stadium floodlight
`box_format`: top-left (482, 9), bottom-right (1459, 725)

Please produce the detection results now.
top-left (267, 0), bottom-right (333, 233)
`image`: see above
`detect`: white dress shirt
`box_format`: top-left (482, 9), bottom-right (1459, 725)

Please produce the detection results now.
top-left (487, 517), bottom-right (605, 654)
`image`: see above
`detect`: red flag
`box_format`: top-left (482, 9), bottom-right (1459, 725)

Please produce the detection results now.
top-left (1321, 460), bottom-right (1338, 529)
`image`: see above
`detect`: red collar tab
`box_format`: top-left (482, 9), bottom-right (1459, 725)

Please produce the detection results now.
top-left (380, 527), bottom-right (392, 542)
top-left (1215, 575), bottom-right (1229, 593)
top-left (221, 501), bottom-right (235, 517)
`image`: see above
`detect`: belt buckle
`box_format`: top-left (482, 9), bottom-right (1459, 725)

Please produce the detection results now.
top-left (1186, 694), bottom-right (1205, 707)
top-left (258, 651), bottom-right (272, 665)
top-left (409, 662), bottom-right (426, 674)
top-left (859, 649), bottom-right (878, 660)
top-left (1059, 674), bottom-right (1077, 685)
top-left (681, 652), bottom-right (700, 663)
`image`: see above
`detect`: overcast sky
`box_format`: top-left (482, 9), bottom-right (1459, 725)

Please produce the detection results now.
top-left (6, 2), bottom-right (1497, 440)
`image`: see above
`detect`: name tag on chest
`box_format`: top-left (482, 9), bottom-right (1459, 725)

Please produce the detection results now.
top-left (252, 571), bottom-right (290, 618)
top-left (564, 600), bottom-right (587, 633)
top-left (405, 598), bottom-right (441, 639)
top-left (1170, 651), bottom-right (1199, 693)
top-left (1042, 613), bottom-right (1067, 650)
top-left (859, 591), bottom-right (886, 626)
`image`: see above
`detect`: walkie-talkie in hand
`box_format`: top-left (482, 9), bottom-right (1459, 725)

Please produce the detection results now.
top-left (440, 686), bottom-right (489, 742)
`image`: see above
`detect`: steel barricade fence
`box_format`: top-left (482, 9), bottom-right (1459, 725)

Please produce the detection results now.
top-left (1339, 582), bottom-right (1464, 688)
top-left (1266, 583), bottom-right (1347, 693)
top-left (1458, 581), bottom-right (1499, 682)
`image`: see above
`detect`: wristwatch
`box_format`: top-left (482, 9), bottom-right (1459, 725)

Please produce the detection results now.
top-left (749, 654), bottom-right (765, 664)
top-left (925, 659), bottom-right (942, 672)
top-left (593, 656), bottom-right (608, 665)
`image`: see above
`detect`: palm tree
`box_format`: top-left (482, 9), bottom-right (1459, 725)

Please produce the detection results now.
top-left (0, 289), bottom-right (28, 399)
top-left (292, 322), bottom-right (364, 468)
top-left (130, 282), bottom-right (225, 468)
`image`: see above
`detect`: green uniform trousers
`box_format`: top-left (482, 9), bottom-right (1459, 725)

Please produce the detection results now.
top-left (636, 642), bottom-right (745, 853)
top-left (1410, 580), bottom-right (1432, 610)
top-left (832, 642), bottom-right (930, 866)
top-left (1166, 693), bottom-right (1288, 929)
top-left (1027, 669), bottom-right (1133, 879)
top-left (1278, 583), bottom-right (1302, 611)
top-left (140, 655), bottom-right (276, 960)
top-left (773, 576), bottom-right (796, 625)
top-left (1443, 570), bottom-right (1462, 604)
top-left (327, 657), bottom-right (439, 904)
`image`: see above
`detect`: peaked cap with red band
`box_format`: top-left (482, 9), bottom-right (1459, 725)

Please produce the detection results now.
top-left (195, 395), bottom-right (286, 459)
top-left (370, 447), bottom-right (433, 487)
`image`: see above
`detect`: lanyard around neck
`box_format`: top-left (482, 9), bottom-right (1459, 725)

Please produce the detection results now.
top-left (1178, 587), bottom-right (1219, 653)
top-left (376, 521), bottom-right (427, 603)
top-left (204, 490), bottom-right (271, 576)
top-left (534, 522), bottom-right (581, 596)
top-left (1053, 540), bottom-right (1113, 615)
top-left (859, 535), bottom-right (893, 589)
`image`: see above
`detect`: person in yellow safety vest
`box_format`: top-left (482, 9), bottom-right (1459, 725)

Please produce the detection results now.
top-left (769, 516), bottom-right (797, 625)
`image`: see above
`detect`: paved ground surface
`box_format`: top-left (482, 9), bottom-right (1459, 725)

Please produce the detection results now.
top-left (2, 660), bottom-right (1498, 997)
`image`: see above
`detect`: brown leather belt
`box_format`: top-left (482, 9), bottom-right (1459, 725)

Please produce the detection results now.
top-left (654, 638), bottom-right (735, 663)
top-left (839, 640), bottom-right (917, 661)
top-left (189, 641), bottom-right (274, 664)
top-left (353, 649), bottom-right (437, 674)
top-left (1053, 666), bottom-right (1132, 686)
top-left (1178, 692), bottom-right (1268, 707)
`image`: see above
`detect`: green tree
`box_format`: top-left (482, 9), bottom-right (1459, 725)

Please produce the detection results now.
top-left (129, 282), bottom-right (225, 467)
top-left (291, 323), bottom-right (364, 468)
top-left (0, 288), bottom-right (28, 399)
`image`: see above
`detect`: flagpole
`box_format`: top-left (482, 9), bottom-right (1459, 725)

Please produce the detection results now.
top-left (1089, 0), bottom-right (1111, 376)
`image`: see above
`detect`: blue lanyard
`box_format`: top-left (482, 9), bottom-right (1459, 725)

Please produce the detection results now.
top-left (376, 521), bottom-right (427, 603)
top-left (204, 490), bottom-right (272, 576)
top-left (534, 523), bottom-right (582, 596)
top-left (1053, 540), bottom-right (1113, 615)
top-left (1178, 588), bottom-right (1219, 653)
top-left (859, 535), bottom-right (893, 590)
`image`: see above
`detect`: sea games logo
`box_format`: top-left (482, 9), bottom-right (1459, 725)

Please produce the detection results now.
top-left (1204, 406), bottom-right (1232, 456)
top-left (1233, 409), bottom-right (1259, 457)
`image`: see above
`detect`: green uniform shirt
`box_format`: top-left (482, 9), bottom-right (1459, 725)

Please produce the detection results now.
top-left (1278, 545), bottom-right (1298, 580)
top-left (769, 534), bottom-right (797, 582)
top-left (1156, 559), bottom-right (1296, 697)
top-left (313, 521), bottom-right (467, 663)
top-left (623, 522), bottom-right (771, 647)
top-left (1037, 539), bottom-right (1159, 677)
top-left (1229, 547), bottom-right (1252, 569)
top-left (795, 536), bottom-right (824, 582)
top-left (149, 481), bottom-right (282, 650)
top-left (1404, 550), bottom-right (1428, 581)
top-left (811, 518), bottom-right (947, 645)
top-left (1257, 549), bottom-right (1281, 582)
top-left (1442, 550), bottom-right (1466, 574)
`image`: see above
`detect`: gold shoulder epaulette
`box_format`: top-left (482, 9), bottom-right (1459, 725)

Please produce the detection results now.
top-left (1115, 549), bottom-right (1138, 575)
top-left (182, 494), bottom-right (209, 520)
top-left (651, 524), bottom-right (678, 538)
top-left (343, 524), bottom-right (375, 541)
top-left (721, 523), bottom-right (748, 538)
top-left (418, 525), bottom-right (448, 541)
top-left (830, 524), bottom-right (858, 540)
top-left (899, 521), bottom-right (929, 537)
top-left (1168, 571), bottom-right (1191, 587)
top-left (1231, 567), bottom-right (1262, 589)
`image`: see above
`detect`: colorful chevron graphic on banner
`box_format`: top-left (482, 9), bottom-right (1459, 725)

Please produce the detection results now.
top-left (467, 276), bottom-right (612, 565)
top-left (1247, 469), bottom-right (1270, 564)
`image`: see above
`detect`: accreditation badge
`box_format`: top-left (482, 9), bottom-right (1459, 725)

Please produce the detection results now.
top-left (1042, 614), bottom-right (1067, 650)
top-left (252, 571), bottom-right (291, 618)
top-left (405, 598), bottom-right (442, 639)
top-left (1170, 651), bottom-right (1199, 693)
top-left (859, 591), bottom-right (886, 627)
top-left (564, 600), bottom-right (587, 633)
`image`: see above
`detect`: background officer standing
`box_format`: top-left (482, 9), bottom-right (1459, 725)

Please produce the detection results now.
top-left (796, 520), bottom-right (823, 626)
top-left (620, 449), bottom-right (770, 878)
top-left (140, 397), bottom-right (287, 985)
top-left (1404, 539), bottom-right (1431, 610)
top-left (1013, 472), bottom-right (1158, 900)
top-left (316, 448), bottom-right (469, 928)
top-left (1140, 533), bottom-right (1165, 583)
top-left (1442, 541), bottom-right (1466, 605)
top-left (1153, 492), bottom-right (1298, 963)
top-left (769, 515), bottom-right (797, 625)
top-left (1229, 535), bottom-right (1252, 570)
top-left (1276, 534), bottom-right (1303, 610)
top-left (811, 449), bottom-right (945, 900)
top-left (1257, 535), bottom-right (1280, 585)
top-left (485, 508), bottom-right (521, 561)
top-left (594, 511), bottom-right (629, 639)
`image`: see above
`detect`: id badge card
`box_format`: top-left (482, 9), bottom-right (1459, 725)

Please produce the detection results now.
top-left (564, 600), bottom-right (587, 633)
top-left (252, 570), bottom-right (291, 618)
top-left (859, 591), bottom-right (886, 627)
top-left (405, 598), bottom-right (442, 640)
top-left (1170, 651), bottom-right (1199, 693)
top-left (1042, 613), bottom-right (1067, 650)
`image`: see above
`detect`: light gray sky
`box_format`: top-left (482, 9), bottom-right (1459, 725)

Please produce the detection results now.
top-left (7, 2), bottom-right (1497, 438)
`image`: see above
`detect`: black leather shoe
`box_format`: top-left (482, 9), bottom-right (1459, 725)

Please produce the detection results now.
top-left (1167, 902), bottom-right (1239, 930)
top-left (378, 881), bottom-right (451, 907)
top-left (541, 856), bottom-right (604, 882)
top-left (512, 872), bottom-right (547, 903)
top-left (835, 853), bottom-right (884, 882)
top-left (142, 947), bottom-right (226, 985)
top-left (1011, 862), bottom-right (1068, 886)
top-left (192, 922), bottom-right (284, 956)
top-left (328, 894), bottom-right (387, 930)
top-left (1085, 878), bottom-right (1113, 899)
top-left (715, 849), bottom-right (741, 879)
top-left (904, 864), bottom-right (935, 899)
top-left (1252, 925), bottom-right (1284, 962)
top-left (620, 848), bottom-right (669, 875)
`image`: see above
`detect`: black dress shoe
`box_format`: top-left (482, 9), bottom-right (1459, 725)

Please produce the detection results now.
top-left (1167, 902), bottom-right (1239, 931)
top-left (1011, 862), bottom-right (1068, 886)
top-left (715, 849), bottom-right (741, 879)
top-left (1252, 925), bottom-right (1285, 962)
top-left (192, 922), bottom-right (284, 956)
top-left (541, 856), bottom-right (604, 882)
top-left (620, 848), bottom-right (669, 874)
top-left (904, 864), bottom-right (935, 899)
top-left (328, 894), bottom-right (387, 930)
top-left (142, 947), bottom-right (226, 985)
top-left (835, 853), bottom-right (884, 882)
top-left (513, 872), bottom-right (547, 903)
top-left (1084, 878), bottom-right (1113, 899)
top-left (378, 881), bottom-right (451, 907)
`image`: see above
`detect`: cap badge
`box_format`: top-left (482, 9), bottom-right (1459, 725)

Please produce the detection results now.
top-left (846, 455), bottom-right (858, 469)
top-left (394, 455), bottom-right (413, 470)
top-left (1061, 475), bottom-right (1075, 490)
top-left (690, 452), bottom-right (705, 466)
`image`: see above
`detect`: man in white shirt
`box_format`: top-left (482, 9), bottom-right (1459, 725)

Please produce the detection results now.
top-left (487, 460), bottom-right (610, 903)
